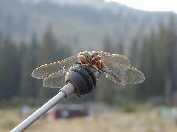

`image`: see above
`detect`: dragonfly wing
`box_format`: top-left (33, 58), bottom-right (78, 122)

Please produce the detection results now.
top-left (102, 66), bottom-right (145, 86)
top-left (43, 70), bottom-right (66, 88)
top-left (32, 55), bottom-right (77, 79)
top-left (97, 51), bottom-right (130, 71)
top-left (124, 66), bottom-right (145, 85)
top-left (101, 67), bottom-right (122, 85)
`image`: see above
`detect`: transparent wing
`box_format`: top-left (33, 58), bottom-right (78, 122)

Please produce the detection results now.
top-left (96, 51), bottom-right (130, 71)
top-left (32, 55), bottom-right (77, 79)
top-left (123, 66), bottom-right (145, 85)
top-left (43, 70), bottom-right (66, 88)
top-left (102, 66), bottom-right (145, 86)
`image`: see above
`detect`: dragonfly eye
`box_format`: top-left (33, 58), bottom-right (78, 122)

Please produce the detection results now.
top-left (79, 55), bottom-right (88, 64)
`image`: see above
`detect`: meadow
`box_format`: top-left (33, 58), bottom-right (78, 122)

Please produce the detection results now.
top-left (1, 106), bottom-right (177, 132)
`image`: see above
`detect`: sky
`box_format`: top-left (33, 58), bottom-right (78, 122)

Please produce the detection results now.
top-left (105, 0), bottom-right (177, 13)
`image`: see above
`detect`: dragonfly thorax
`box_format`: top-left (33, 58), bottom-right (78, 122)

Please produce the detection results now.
top-left (77, 51), bottom-right (104, 70)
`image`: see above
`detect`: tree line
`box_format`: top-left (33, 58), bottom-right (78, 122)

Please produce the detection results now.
top-left (97, 16), bottom-right (177, 105)
top-left (0, 16), bottom-right (177, 105)
top-left (0, 27), bottom-right (72, 102)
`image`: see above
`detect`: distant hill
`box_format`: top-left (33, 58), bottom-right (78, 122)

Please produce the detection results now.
top-left (0, 0), bottom-right (176, 51)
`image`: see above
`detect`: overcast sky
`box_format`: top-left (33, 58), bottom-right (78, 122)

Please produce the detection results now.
top-left (105, 0), bottom-right (177, 13)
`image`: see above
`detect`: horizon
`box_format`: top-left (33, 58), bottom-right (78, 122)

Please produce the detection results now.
top-left (105, 0), bottom-right (177, 14)
top-left (26, 0), bottom-right (177, 14)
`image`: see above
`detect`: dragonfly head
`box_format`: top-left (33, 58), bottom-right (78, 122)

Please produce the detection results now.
top-left (90, 51), bottom-right (104, 70)
top-left (78, 51), bottom-right (104, 70)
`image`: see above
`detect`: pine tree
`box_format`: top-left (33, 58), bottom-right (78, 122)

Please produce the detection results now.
top-left (138, 33), bottom-right (163, 99)
top-left (0, 35), bottom-right (20, 100)
top-left (164, 15), bottom-right (177, 105)
top-left (129, 38), bottom-right (139, 66)
top-left (19, 35), bottom-right (39, 99)
top-left (37, 27), bottom-right (72, 101)
top-left (95, 35), bottom-right (115, 104)
top-left (138, 16), bottom-right (177, 101)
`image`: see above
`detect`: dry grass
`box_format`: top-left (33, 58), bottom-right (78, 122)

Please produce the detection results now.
top-left (0, 109), bottom-right (20, 132)
top-left (1, 108), bottom-right (177, 132)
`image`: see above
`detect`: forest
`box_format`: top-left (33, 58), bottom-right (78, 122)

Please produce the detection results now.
top-left (0, 14), bottom-right (176, 106)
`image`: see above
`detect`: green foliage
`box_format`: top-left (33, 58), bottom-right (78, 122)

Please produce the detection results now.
top-left (19, 36), bottom-right (39, 98)
top-left (0, 35), bottom-right (20, 100)
top-left (138, 15), bottom-right (177, 103)
top-left (138, 33), bottom-right (165, 98)
top-left (38, 27), bottom-right (72, 101)
top-left (0, 27), bottom-right (72, 103)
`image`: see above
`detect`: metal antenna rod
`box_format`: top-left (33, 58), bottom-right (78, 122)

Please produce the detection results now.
top-left (11, 83), bottom-right (74, 132)
top-left (11, 64), bottom-right (96, 132)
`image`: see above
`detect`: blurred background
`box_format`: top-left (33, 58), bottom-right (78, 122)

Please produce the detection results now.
top-left (0, 0), bottom-right (177, 131)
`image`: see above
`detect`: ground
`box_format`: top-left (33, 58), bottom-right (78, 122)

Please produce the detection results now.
top-left (1, 106), bottom-right (177, 132)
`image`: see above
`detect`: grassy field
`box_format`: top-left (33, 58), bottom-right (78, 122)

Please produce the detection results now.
top-left (1, 107), bottom-right (177, 132)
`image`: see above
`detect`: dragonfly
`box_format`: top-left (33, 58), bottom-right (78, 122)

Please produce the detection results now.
top-left (31, 50), bottom-right (145, 88)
